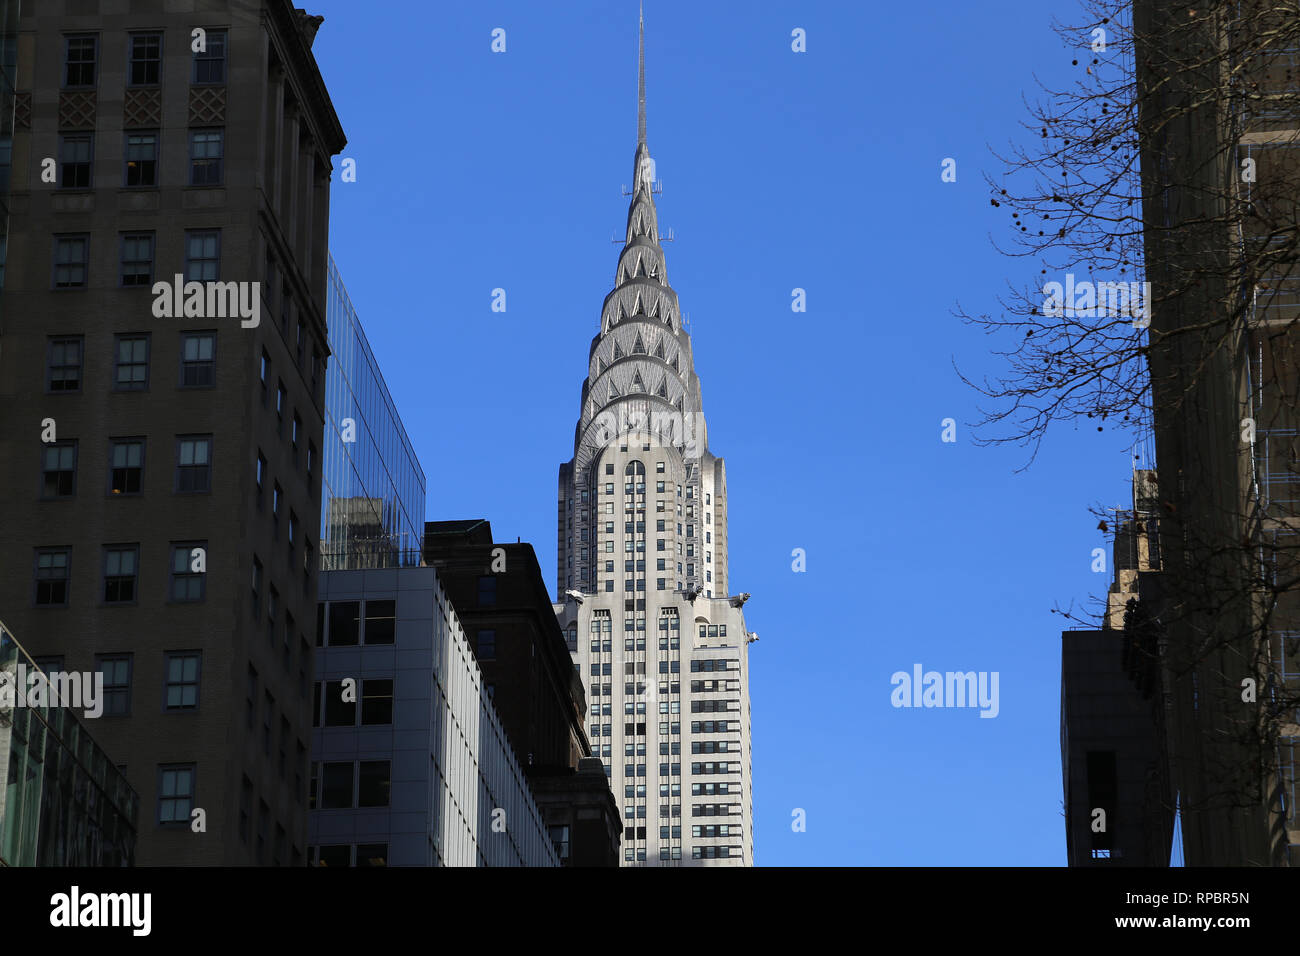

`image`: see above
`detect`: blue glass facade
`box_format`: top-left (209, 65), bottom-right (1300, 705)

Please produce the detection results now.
top-left (322, 256), bottom-right (426, 568)
top-left (0, 621), bottom-right (139, 866)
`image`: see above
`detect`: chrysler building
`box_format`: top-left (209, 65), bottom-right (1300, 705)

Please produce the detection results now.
top-left (553, 12), bottom-right (755, 866)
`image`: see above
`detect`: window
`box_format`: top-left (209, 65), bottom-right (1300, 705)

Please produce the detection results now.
top-left (41, 441), bottom-right (77, 498)
top-left (158, 765), bottom-right (196, 824)
top-left (34, 549), bottom-right (70, 606)
top-left (120, 232), bottom-right (155, 285)
top-left (358, 761), bottom-right (390, 807)
top-left (124, 133), bottom-right (158, 187)
top-left (364, 600), bottom-right (395, 645)
top-left (260, 350), bottom-right (270, 404)
top-left (184, 230), bottom-right (220, 282)
top-left (180, 332), bottom-right (216, 387)
top-left (102, 545), bottom-right (139, 604)
top-left (169, 542), bottom-right (206, 602)
top-left (307, 441), bottom-right (316, 478)
top-left (362, 679), bottom-right (393, 725)
top-left (109, 439), bottom-right (145, 495)
top-left (175, 436), bottom-right (212, 492)
top-left (128, 33), bottom-right (161, 85)
top-left (477, 575), bottom-right (497, 606)
top-left (164, 653), bottom-right (201, 710)
top-left (59, 134), bottom-right (93, 188)
top-left (64, 35), bottom-right (97, 87)
top-left (320, 763), bottom-right (353, 809)
top-left (192, 28), bottom-right (227, 84)
top-left (327, 601), bottom-right (359, 646)
top-left (53, 236), bottom-right (89, 289)
top-left (291, 413), bottom-right (301, 458)
top-left (354, 844), bottom-right (387, 867)
top-left (113, 334), bottom-right (150, 390)
top-left (189, 129), bottom-right (224, 186)
top-left (477, 629), bottom-right (496, 660)
top-left (251, 556), bottom-right (263, 617)
top-left (96, 655), bottom-right (132, 715)
top-left (47, 336), bottom-right (83, 391)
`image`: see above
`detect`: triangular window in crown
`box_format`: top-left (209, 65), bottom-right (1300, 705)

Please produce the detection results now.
top-left (676, 396), bottom-right (684, 412)
top-left (671, 353), bottom-right (679, 372)
top-left (632, 371), bottom-right (646, 393)
top-left (657, 376), bottom-right (668, 398)
top-left (650, 297), bottom-right (660, 318)
top-left (598, 357), bottom-right (607, 373)
top-left (633, 293), bottom-right (644, 316)
top-left (609, 381), bottom-right (620, 399)
top-left (654, 339), bottom-right (665, 359)
top-left (632, 333), bottom-right (646, 354)
top-left (613, 340), bottom-right (625, 360)
top-left (616, 300), bottom-right (625, 321)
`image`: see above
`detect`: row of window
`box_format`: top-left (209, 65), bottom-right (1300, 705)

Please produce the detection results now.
top-left (42, 435), bottom-right (206, 497)
top-left (50, 230), bottom-right (222, 290)
top-left (35, 653), bottom-right (198, 715)
top-left (49, 332), bottom-right (219, 394)
top-left (61, 30), bottom-right (227, 89)
top-left (238, 772), bottom-right (304, 866)
top-left (309, 760), bottom-right (392, 810)
top-left (311, 679), bottom-right (394, 728)
top-left (691, 762), bottom-right (741, 775)
top-left (308, 843), bottom-right (388, 867)
top-left (55, 129), bottom-right (225, 190)
top-left (315, 600), bottom-right (396, 647)
top-left (32, 542), bottom-right (206, 607)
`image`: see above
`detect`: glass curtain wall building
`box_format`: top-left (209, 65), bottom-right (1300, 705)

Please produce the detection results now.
top-left (0, 621), bottom-right (138, 866)
top-left (322, 255), bottom-right (426, 569)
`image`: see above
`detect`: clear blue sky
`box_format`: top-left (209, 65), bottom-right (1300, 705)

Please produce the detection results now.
top-left (308, 0), bottom-right (1132, 865)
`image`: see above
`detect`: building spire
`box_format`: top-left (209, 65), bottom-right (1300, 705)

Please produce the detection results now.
top-left (638, 2), bottom-right (646, 147)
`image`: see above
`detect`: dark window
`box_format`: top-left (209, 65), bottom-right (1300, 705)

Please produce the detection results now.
top-left (328, 601), bottom-right (360, 646)
top-left (323, 680), bottom-right (355, 727)
top-left (357, 761), bottom-right (390, 808)
top-left (113, 334), bottom-right (150, 390)
top-left (64, 35), bottom-right (97, 87)
top-left (364, 600), bottom-right (395, 645)
top-left (184, 230), bottom-right (220, 281)
top-left (169, 542), bottom-right (206, 602)
top-left (102, 545), bottom-right (139, 604)
top-left (477, 629), bottom-right (496, 660)
top-left (477, 575), bottom-right (497, 606)
top-left (175, 436), bottom-right (212, 493)
top-left (180, 331), bottom-right (216, 387)
top-left (124, 132), bottom-right (158, 187)
top-left (320, 762), bottom-right (353, 809)
top-left (53, 236), bottom-right (89, 289)
top-left (164, 653), bottom-right (201, 710)
top-left (59, 134), bottom-right (92, 188)
top-left (192, 29), bottom-right (227, 84)
top-left (188, 129), bottom-right (224, 186)
top-left (158, 765), bottom-right (195, 824)
top-left (120, 232), bottom-right (155, 285)
top-left (128, 33), bottom-right (161, 85)
top-left (109, 438), bottom-right (145, 495)
top-left (251, 556), bottom-right (263, 618)
top-left (96, 654), bottom-right (132, 715)
top-left (41, 441), bottom-right (77, 498)
top-left (1087, 750), bottom-right (1119, 853)
top-left (47, 336), bottom-right (83, 391)
top-left (356, 844), bottom-right (388, 867)
top-left (316, 845), bottom-right (349, 867)
top-left (361, 680), bottom-right (393, 725)
top-left (34, 548), bottom-right (70, 606)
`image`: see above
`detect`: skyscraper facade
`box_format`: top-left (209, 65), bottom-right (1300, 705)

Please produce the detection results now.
top-left (0, 1), bottom-right (345, 864)
top-left (553, 17), bottom-right (754, 866)
top-left (320, 255), bottom-right (426, 569)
